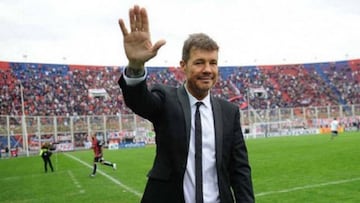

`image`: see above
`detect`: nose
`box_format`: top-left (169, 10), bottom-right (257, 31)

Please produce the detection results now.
top-left (202, 62), bottom-right (212, 72)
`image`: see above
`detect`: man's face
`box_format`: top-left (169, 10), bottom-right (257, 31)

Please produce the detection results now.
top-left (181, 48), bottom-right (219, 100)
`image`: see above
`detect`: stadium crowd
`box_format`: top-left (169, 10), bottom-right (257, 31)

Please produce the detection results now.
top-left (0, 59), bottom-right (359, 116)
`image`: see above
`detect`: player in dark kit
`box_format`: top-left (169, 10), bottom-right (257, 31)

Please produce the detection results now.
top-left (90, 134), bottom-right (117, 177)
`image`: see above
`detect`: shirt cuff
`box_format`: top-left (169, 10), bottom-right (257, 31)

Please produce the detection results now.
top-left (122, 67), bottom-right (147, 86)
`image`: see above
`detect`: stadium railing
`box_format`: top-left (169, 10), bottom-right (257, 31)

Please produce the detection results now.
top-left (0, 104), bottom-right (359, 157)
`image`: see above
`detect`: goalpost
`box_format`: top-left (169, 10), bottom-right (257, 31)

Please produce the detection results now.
top-left (245, 120), bottom-right (318, 139)
top-left (20, 83), bottom-right (29, 157)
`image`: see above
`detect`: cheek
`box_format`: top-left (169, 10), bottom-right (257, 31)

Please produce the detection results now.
top-left (187, 70), bottom-right (198, 79)
top-left (213, 73), bottom-right (219, 82)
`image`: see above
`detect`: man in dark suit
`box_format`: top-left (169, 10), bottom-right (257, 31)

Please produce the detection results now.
top-left (118, 5), bottom-right (254, 203)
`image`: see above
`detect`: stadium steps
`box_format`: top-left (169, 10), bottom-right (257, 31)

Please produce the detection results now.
top-left (309, 62), bottom-right (346, 105)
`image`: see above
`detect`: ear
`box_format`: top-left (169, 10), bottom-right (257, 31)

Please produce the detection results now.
top-left (180, 60), bottom-right (186, 71)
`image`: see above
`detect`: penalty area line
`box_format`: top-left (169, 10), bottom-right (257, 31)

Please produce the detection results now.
top-left (256, 177), bottom-right (360, 197)
top-left (64, 153), bottom-right (142, 198)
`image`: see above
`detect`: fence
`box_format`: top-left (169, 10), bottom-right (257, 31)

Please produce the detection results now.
top-left (242, 104), bottom-right (360, 138)
top-left (0, 104), bottom-right (359, 157)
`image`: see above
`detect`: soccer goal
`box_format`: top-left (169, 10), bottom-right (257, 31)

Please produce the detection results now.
top-left (244, 120), bottom-right (318, 139)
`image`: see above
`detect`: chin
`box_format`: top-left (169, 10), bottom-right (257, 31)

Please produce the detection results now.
top-left (199, 84), bottom-right (212, 91)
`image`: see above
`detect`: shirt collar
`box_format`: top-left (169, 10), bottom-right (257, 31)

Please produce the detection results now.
top-left (184, 84), bottom-right (211, 108)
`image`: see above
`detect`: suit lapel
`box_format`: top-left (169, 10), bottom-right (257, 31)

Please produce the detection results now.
top-left (177, 85), bottom-right (191, 149)
top-left (177, 87), bottom-right (223, 166)
top-left (211, 97), bottom-right (223, 167)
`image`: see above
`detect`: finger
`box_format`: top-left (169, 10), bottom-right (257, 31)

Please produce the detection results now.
top-left (140, 7), bottom-right (149, 32)
top-left (134, 5), bottom-right (142, 31)
top-left (118, 19), bottom-right (128, 36)
top-left (152, 40), bottom-right (166, 52)
top-left (129, 7), bottom-right (136, 32)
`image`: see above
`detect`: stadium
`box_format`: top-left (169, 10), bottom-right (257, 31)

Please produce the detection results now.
top-left (1, 59), bottom-right (360, 154)
top-left (1, 1), bottom-right (360, 202)
top-left (1, 58), bottom-right (360, 202)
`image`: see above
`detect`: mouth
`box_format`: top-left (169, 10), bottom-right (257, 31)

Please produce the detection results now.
top-left (198, 76), bottom-right (213, 81)
top-left (198, 78), bottom-right (213, 86)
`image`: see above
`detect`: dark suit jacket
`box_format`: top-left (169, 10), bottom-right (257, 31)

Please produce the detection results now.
top-left (119, 76), bottom-right (254, 203)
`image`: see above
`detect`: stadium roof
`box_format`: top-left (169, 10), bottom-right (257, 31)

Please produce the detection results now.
top-left (1, 0), bottom-right (360, 67)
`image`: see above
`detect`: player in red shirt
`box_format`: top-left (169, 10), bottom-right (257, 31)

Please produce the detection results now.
top-left (90, 134), bottom-right (117, 177)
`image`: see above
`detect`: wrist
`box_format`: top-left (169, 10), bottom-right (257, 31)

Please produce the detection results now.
top-left (125, 67), bottom-right (145, 78)
top-left (125, 62), bottom-right (145, 78)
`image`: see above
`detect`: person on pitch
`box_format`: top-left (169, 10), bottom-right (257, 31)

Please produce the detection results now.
top-left (90, 133), bottom-right (117, 177)
top-left (39, 142), bottom-right (54, 173)
top-left (330, 117), bottom-right (340, 140)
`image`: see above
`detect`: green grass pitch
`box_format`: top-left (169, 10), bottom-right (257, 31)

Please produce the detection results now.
top-left (1, 131), bottom-right (359, 203)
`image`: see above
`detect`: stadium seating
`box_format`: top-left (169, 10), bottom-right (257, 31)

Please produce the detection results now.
top-left (0, 59), bottom-right (359, 116)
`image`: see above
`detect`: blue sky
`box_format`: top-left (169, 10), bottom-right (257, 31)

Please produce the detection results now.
top-left (0, 0), bottom-right (359, 66)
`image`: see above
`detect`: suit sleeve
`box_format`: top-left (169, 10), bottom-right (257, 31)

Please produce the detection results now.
top-left (118, 74), bottom-right (164, 122)
top-left (230, 108), bottom-right (255, 202)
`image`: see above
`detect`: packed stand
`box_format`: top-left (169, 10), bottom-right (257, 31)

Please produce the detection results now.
top-left (0, 59), bottom-right (359, 116)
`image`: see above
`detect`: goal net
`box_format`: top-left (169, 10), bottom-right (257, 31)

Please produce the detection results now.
top-left (244, 120), bottom-right (318, 139)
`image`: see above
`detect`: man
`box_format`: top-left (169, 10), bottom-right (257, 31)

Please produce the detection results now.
top-left (5, 145), bottom-right (9, 158)
top-left (39, 142), bottom-right (54, 173)
top-left (90, 134), bottom-right (117, 177)
top-left (330, 117), bottom-right (340, 139)
top-left (118, 5), bottom-right (254, 203)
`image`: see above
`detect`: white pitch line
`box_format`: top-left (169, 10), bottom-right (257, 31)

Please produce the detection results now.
top-left (67, 170), bottom-right (84, 193)
top-left (64, 153), bottom-right (142, 198)
top-left (256, 177), bottom-right (360, 197)
top-left (62, 153), bottom-right (360, 199)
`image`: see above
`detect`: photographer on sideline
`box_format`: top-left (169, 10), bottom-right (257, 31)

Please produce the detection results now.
top-left (39, 142), bottom-right (54, 173)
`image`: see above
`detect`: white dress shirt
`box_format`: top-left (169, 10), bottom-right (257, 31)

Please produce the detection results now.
top-left (183, 88), bottom-right (219, 203)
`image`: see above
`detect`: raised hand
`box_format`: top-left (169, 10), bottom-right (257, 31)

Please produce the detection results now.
top-left (118, 5), bottom-right (166, 75)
